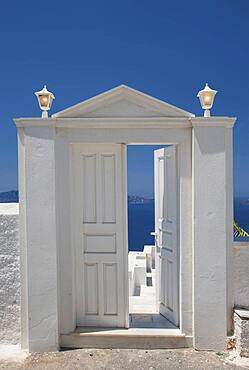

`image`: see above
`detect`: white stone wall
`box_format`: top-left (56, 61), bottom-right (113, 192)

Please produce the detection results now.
top-left (0, 203), bottom-right (20, 344)
top-left (0, 204), bottom-right (249, 346)
top-left (234, 242), bottom-right (249, 309)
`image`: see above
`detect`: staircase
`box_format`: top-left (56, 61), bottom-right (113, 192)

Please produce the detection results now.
top-left (60, 246), bottom-right (193, 349)
top-left (60, 327), bottom-right (192, 349)
top-left (129, 246), bottom-right (156, 314)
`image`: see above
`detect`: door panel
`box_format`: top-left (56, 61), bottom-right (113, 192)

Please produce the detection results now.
top-left (71, 143), bottom-right (127, 327)
top-left (154, 146), bottom-right (179, 326)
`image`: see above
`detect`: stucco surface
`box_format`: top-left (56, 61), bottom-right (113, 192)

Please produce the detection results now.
top-left (21, 128), bottom-right (59, 352)
top-left (0, 204), bottom-right (249, 351)
top-left (192, 125), bottom-right (230, 350)
top-left (0, 207), bottom-right (20, 344)
top-left (234, 242), bottom-right (249, 309)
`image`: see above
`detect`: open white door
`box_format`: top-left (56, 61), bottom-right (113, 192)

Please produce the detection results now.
top-left (154, 146), bottom-right (179, 326)
top-left (71, 143), bottom-right (128, 327)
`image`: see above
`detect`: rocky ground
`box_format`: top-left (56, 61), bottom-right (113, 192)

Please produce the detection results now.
top-left (0, 348), bottom-right (249, 370)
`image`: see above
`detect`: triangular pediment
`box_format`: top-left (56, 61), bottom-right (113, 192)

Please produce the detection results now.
top-left (53, 85), bottom-right (194, 118)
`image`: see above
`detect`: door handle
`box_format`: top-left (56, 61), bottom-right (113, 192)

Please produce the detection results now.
top-left (150, 231), bottom-right (158, 238)
top-left (151, 231), bottom-right (158, 246)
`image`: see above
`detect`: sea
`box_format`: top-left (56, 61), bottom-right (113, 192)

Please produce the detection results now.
top-left (128, 202), bottom-right (155, 251)
top-left (0, 191), bottom-right (249, 250)
top-left (128, 197), bottom-right (249, 251)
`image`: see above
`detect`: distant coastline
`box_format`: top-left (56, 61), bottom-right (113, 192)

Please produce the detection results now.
top-left (0, 190), bottom-right (249, 206)
top-left (0, 191), bottom-right (249, 248)
top-left (0, 191), bottom-right (248, 207)
top-left (0, 190), bottom-right (154, 205)
top-left (128, 195), bottom-right (154, 204)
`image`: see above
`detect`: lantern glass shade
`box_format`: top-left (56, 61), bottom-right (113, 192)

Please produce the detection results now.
top-left (35, 85), bottom-right (55, 112)
top-left (197, 83), bottom-right (217, 110)
top-left (39, 94), bottom-right (50, 109)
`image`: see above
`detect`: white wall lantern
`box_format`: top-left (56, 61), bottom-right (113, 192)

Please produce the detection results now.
top-left (35, 85), bottom-right (55, 118)
top-left (197, 83), bottom-right (217, 117)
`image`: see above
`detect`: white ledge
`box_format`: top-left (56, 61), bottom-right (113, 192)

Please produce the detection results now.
top-left (0, 203), bottom-right (19, 215)
top-left (234, 308), bottom-right (249, 320)
top-left (233, 241), bottom-right (249, 249)
top-left (14, 117), bottom-right (192, 129)
top-left (190, 117), bottom-right (236, 128)
top-left (14, 116), bottom-right (236, 129)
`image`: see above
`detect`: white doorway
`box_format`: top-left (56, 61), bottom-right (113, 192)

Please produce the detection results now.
top-left (71, 143), bottom-right (179, 330)
top-left (128, 145), bottom-right (179, 329)
top-left (20, 84), bottom-right (229, 351)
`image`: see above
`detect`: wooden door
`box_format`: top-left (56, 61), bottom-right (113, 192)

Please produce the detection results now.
top-left (71, 143), bottom-right (128, 327)
top-left (154, 146), bottom-right (179, 326)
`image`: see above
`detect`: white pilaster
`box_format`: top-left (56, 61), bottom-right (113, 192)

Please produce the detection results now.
top-left (191, 117), bottom-right (235, 350)
top-left (17, 125), bottom-right (59, 352)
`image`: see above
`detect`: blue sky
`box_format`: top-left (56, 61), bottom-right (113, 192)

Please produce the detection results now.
top-left (128, 145), bottom-right (165, 198)
top-left (0, 0), bottom-right (248, 197)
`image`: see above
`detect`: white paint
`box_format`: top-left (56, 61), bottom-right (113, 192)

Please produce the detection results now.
top-left (71, 143), bottom-right (128, 327)
top-left (128, 252), bottom-right (147, 296)
top-left (52, 85), bottom-right (194, 118)
top-left (0, 205), bottom-right (20, 345)
top-left (17, 127), bottom-right (59, 353)
top-left (143, 245), bottom-right (155, 271)
top-left (129, 246), bottom-right (157, 315)
top-left (128, 248), bottom-right (154, 291)
top-left (0, 203), bottom-right (19, 215)
top-left (154, 146), bottom-right (179, 326)
top-left (192, 118), bottom-right (235, 351)
top-left (2, 208), bottom-right (248, 349)
top-left (1, 205), bottom-right (248, 350)
top-left (53, 128), bottom-right (192, 339)
top-left (12, 85), bottom-right (236, 352)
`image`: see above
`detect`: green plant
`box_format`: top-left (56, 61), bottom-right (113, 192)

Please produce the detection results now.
top-left (233, 221), bottom-right (249, 238)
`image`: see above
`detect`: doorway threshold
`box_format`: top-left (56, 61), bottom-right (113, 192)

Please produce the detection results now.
top-left (130, 313), bottom-right (176, 329)
top-left (60, 326), bottom-right (193, 349)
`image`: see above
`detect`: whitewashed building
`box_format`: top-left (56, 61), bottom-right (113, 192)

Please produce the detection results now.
top-left (1, 85), bottom-right (249, 354)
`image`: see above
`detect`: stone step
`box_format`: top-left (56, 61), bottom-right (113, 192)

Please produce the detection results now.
top-left (60, 327), bottom-right (193, 349)
top-left (140, 285), bottom-right (155, 296)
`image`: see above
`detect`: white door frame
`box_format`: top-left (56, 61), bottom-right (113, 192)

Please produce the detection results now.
top-left (15, 115), bottom-right (235, 352)
top-left (55, 125), bottom-right (192, 338)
